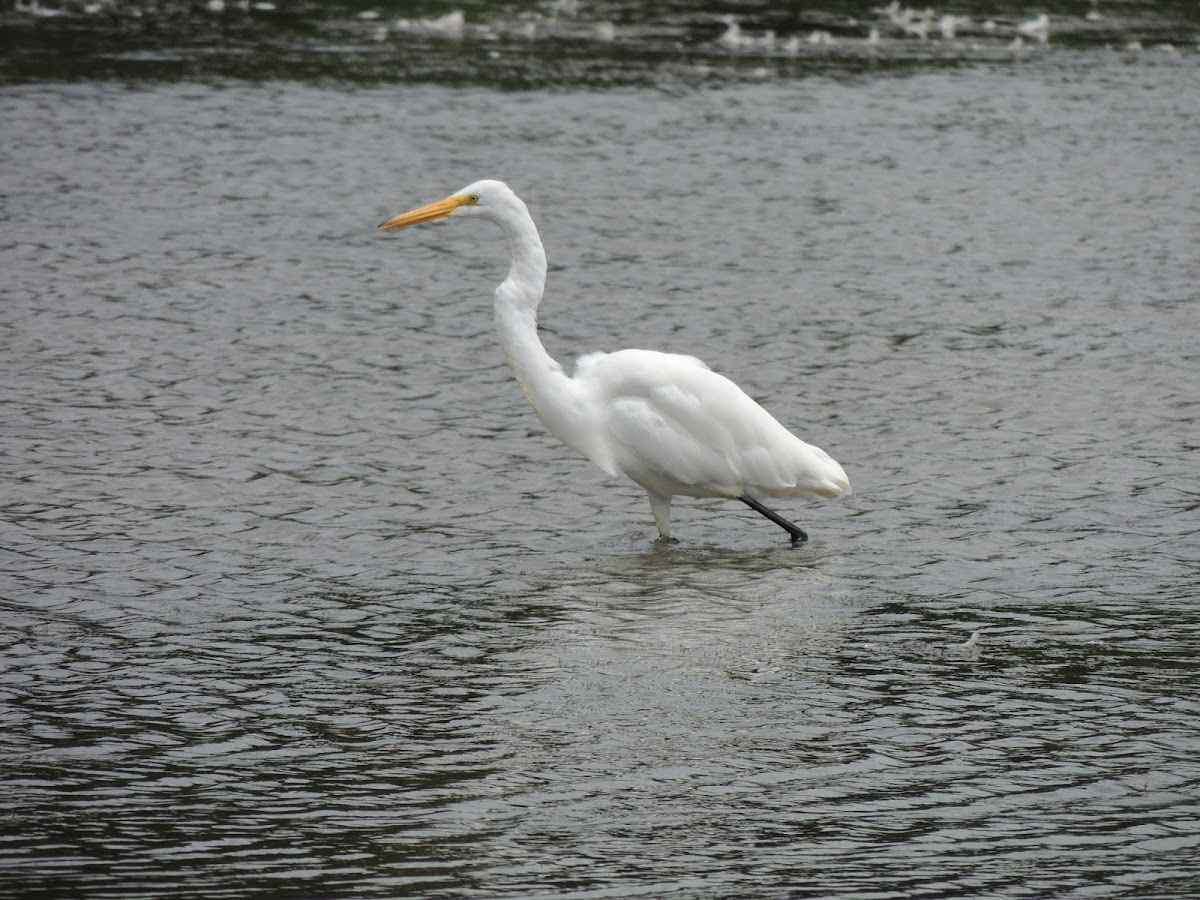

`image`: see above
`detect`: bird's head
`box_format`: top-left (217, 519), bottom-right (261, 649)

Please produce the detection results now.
top-left (379, 179), bottom-right (515, 230)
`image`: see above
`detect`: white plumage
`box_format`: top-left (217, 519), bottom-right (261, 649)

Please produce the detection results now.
top-left (380, 179), bottom-right (849, 541)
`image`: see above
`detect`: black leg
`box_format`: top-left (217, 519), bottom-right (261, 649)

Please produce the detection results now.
top-left (739, 496), bottom-right (808, 543)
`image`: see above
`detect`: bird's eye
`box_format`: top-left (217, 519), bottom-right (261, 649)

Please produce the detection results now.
top-left (468, 194), bottom-right (480, 204)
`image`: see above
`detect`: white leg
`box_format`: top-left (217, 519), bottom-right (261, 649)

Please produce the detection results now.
top-left (647, 492), bottom-right (673, 539)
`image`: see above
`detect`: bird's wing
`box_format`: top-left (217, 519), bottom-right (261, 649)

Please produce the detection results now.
top-left (597, 351), bottom-right (796, 494)
top-left (608, 394), bottom-right (740, 493)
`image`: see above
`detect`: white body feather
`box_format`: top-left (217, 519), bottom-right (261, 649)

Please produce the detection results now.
top-left (570, 348), bottom-right (849, 504)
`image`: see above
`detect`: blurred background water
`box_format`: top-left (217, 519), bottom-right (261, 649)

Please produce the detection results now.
top-left (2, 1), bottom-right (1199, 898)
top-left (3, 0), bottom-right (1200, 84)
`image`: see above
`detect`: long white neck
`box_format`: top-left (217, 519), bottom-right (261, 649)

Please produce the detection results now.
top-left (489, 200), bottom-right (582, 446)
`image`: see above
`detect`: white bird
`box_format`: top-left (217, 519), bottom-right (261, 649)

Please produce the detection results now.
top-left (1017, 13), bottom-right (1049, 44)
top-left (716, 15), bottom-right (745, 50)
top-left (938, 14), bottom-right (963, 40)
top-left (379, 180), bottom-right (850, 542)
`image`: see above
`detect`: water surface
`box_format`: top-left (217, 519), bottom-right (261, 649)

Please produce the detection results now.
top-left (2, 6), bottom-right (1200, 898)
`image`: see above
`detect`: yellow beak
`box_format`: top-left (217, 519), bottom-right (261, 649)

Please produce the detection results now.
top-left (379, 194), bottom-right (472, 230)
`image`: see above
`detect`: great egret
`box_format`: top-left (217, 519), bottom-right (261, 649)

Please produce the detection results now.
top-left (380, 180), bottom-right (850, 542)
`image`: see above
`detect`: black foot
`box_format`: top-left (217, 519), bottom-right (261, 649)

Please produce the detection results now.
top-left (739, 496), bottom-right (808, 543)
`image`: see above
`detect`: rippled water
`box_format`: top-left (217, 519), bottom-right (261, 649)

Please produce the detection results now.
top-left (3, 0), bottom-right (1199, 85)
top-left (3, 5), bottom-right (1200, 897)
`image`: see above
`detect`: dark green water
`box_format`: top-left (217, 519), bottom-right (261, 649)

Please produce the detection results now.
top-left (2, 0), bottom-right (1197, 85)
top-left (2, 3), bottom-right (1199, 898)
